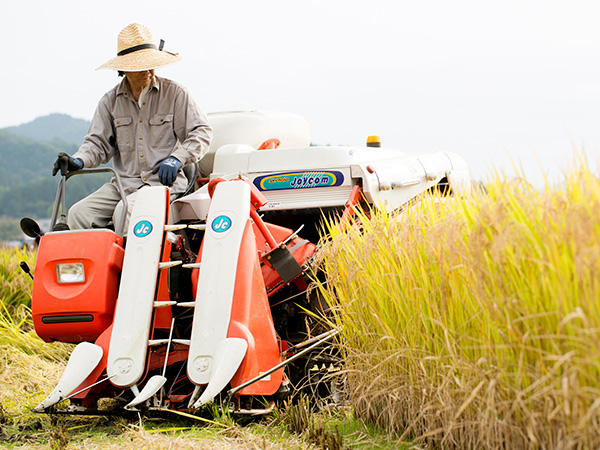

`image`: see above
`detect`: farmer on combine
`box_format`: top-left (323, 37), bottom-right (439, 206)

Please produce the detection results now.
top-left (52, 23), bottom-right (212, 235)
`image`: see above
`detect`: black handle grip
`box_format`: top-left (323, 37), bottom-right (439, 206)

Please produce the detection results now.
top-left (60, 156), bottom-right (68, 177)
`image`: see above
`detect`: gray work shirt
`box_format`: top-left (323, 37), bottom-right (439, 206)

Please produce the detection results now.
top-left (74, 75), bottom-right (212, 195)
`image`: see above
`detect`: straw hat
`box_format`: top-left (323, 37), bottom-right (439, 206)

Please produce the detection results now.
top-left (97, 23), bottom-right (182, 71)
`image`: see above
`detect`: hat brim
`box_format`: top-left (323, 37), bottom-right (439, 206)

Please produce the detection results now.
top-left (97, 48), bottom-right (182, 71)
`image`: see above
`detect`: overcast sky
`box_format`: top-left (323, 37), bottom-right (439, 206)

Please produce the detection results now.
top-left (3, 0), bottom-right (600, 184)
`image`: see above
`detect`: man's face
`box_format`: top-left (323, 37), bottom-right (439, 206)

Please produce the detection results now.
top-left (125, 69), bottom-right (155, 89)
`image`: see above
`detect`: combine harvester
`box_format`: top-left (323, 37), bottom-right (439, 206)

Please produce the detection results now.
top-left (21, 110), bottom-right (470, 415)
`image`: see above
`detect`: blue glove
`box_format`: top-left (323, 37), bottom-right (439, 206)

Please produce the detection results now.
top-left (152, 156), bottom-right (182, 186)
top-left (52, 152), bottom-right (83, 176)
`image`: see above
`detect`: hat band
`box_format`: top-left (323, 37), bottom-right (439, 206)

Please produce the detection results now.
top-left (117, 43), bottom-right (157, 56)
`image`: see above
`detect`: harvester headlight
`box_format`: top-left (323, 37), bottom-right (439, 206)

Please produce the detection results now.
top-left (56, 263), bottom-right (85, 284)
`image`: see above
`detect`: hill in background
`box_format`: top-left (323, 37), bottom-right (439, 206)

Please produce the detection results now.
top-left (4, 113), bottom-right (90, 146)
top-left (0, 114), bottom-right (110, 241)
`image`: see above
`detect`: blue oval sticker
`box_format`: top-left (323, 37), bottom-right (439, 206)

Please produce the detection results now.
top-left (211, 215), bottom-right (232, 233)
top-left (133, 220), bottom-right (153, 237)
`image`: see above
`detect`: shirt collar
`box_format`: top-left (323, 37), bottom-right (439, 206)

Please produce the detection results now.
top-left (117, 75), bottom-right (160, 96)
top-left (117, 77), bottom-right (129, 96)
top-left (149, 75), bottom-right (160, 91)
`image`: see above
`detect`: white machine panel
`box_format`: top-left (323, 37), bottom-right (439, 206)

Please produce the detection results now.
top-left (108, 186), bottom-right (168, 388)
top-left (187, 180), bottom-right (250, 386)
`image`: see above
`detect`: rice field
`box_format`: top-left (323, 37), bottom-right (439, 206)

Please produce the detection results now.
top-left (319, 160), bottom-right (600, 448)
top-left (0, 248), bottom-right (72, 432)
top-left (0, 247), bottom-right (35, 314)
top-left (0, 247), bottom-right (403, 450)
top-left (3, 160), bottom-right (599, 449)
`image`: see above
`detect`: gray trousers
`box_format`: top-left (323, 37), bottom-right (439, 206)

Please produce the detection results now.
top-left (67, 183), bottom-right (139, 236)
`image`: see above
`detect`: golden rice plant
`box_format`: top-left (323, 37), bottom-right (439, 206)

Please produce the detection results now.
top-left (0, 248), bottom-right (71, 423)
top-left (319, 160), bottom-right (600, 449)
top-left (0, 247), bottom-right (69, 361)
top-left (0, 246), bottom-right (35, 312)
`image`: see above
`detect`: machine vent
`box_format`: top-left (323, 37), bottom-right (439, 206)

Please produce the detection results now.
top-left (261, 186), bottom-right (354, 210)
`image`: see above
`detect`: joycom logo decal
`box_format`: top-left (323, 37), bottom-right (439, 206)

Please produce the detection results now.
top-left (133, 220), bottom-right (153, 237)
top-left (253, 171), bottom-right (344, 191)
top-left (211, 215), bottom-right (232, 233)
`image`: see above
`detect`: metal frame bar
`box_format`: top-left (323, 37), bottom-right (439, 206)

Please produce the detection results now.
top-left (226, 328), bottom-right (339, 397)
top-left (49, 168), bottom-right (128, 236)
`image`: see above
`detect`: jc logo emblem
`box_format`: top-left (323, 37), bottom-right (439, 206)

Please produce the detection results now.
top-left (211, 215), bottom-right (232, 233)
top-left (133, 220), bottom-right (153, 237)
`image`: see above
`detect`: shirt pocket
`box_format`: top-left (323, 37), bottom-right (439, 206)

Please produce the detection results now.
top-left (113, 116), bottom-right (133, 152)
top-left (149, 113), bottom-right (175, 150)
